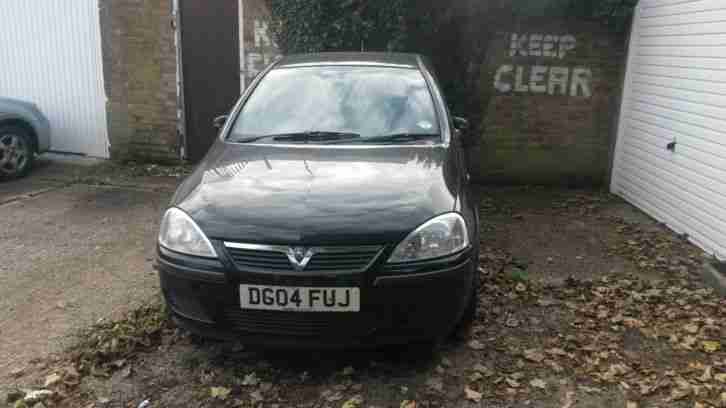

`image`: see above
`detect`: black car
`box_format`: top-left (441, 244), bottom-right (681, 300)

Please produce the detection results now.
top-left (157, 52), bottom-right (480, 348)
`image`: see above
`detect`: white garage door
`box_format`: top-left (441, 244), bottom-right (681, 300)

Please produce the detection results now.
top-left (0, 1), bottom-right (109, 158)
top-left (612, 0), bottom-right (726, 260)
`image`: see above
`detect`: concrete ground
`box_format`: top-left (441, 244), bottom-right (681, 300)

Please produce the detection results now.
top-left (0, 155), bottom-right (178, 383)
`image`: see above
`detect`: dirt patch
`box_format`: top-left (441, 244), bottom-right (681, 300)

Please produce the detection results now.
top-left (0, 160), bottom-right (183, 390)
top-left (5, 187), bottom-right (725, 408)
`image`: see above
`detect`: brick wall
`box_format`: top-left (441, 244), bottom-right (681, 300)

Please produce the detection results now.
top-left (241, 0), bottom-right (281, 88)
top-left (99, 0), bottom-right (179, 163)
top-left (469, 19), bottom-right (626, 185)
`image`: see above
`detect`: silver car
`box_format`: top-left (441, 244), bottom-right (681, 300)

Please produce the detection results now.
top-left (0, 97), bottom-right (51, 179)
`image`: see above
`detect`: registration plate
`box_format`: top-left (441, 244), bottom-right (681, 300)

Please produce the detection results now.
top-left (239, 285), bottom-right (360, 312)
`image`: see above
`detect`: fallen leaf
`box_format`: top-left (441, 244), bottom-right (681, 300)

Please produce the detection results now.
top-left (469, 372), bottom-right (483, 382)
top-left (702, 341), bottom-right (721, 353)
top-left (23, 389), bottom-right (55, 404)
top-left (546, 360), bottom-right (564, 373)
top-left (524, 349), bottom-right (546, 363)
top-left (44, 373), bottom-right (62, 388)
top-left (530, 378), bottom-right (547, 390)
top-left (579, 386), bottom-right (602, 394)
top-left (600, 364), bottom-right (631, 382)
top-left (638, 381), bottom-right (654, 396)
top-left (561, 390), bottom-right (575, 408)
top-left (698, 366), bottom-right (712, 382)
top-left (681, 336), bottom-right (698, 349)
top-left (468, 340), bottom-right (485, 350)
top-left (210, 387), bottom-right (231, 400)
top-left (715, 373), bottom-right (726, 383)
top-left (400, 400), bottom-right (416, 408)
top-left (668, 386), bottom-right (691, 401)
top-left (505, 377), bottom-right (521, 388)
top-left (515, 283), bottom-right (527, 292)
top-left (250, 390), bottom-right (264, 403)
top-left (241, 372), bottom-right (260, 386)
top-left (341, 395), bottom-right (363, 408)
top-left (120, 366), bottom-right (132, 379)
top-left (473, 363), bottom-right (492, 376)
top-left (322, 390), bottom-right (345, 402)
top-left (538, 299), bottom-right (556, 307)
top-left (426, 377), bottom-right (444, 393)
top-left (683, 323), bottom-right (700, 334)
top-left (464, 386), bottom-right (483, 403)
top-left (546, 348), bottom-right (568, 357)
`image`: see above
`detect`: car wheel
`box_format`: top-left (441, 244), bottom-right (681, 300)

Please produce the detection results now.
top-left (452, 249), bottom-right (480, 339)
top-left (456, 269), bottom-right (479, 332)
top-left (0, 125), bottom-right (34, 180)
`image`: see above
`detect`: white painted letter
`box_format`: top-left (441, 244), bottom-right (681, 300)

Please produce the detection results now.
top-left (529, 34), bottom-right (543, 57)
top-left (254, 20), bottom-right (272, 48)
top-left (510, 33), bottom-right (529, 57)
top-left (559, 35), bottom-right (576, 59)
top-left (570, 68), bottom-right (592, 97)
top-left (515, 66), bottom-right (529, 92)
top-left (530, 65), bottom-right (548, 93)
top-left (548, 67), bottom-right (570, 95)
top-left (494, 65), bottom-right (514, 93)
top-left (542, 35), bottom-right (558, 58)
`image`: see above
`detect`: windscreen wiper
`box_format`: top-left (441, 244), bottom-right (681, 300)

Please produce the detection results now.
top-left (230, 131), bottom-right (361, 144)
top-left (273, 131), bottom-right (361, 143)
top-left (346, 133), bottom-right (441, 144)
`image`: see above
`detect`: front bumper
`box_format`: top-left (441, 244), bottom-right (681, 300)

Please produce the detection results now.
top-left (157, 244), bottom-right (475, 348)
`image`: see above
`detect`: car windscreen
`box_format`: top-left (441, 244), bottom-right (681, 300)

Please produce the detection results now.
top-left (228, 66), bottom-right (441, 144)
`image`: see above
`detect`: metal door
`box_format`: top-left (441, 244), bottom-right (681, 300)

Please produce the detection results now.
top-left (180, 1), bottom-right (240, 162)
top-left (0, 0), bottom-right (109, 157)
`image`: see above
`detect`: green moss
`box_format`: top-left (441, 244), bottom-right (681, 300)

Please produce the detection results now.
top-left (469, 141), bottom-right (609, 186)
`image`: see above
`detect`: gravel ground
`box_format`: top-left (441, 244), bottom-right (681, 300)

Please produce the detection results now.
top-left (0, 157), bottom-right (179, 386)
top-left (3, 184), bottom-right (725, 408)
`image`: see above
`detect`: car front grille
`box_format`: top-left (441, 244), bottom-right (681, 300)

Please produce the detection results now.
top-left (222, 308), bottom-right (372, 337)
top-left (223, 242), bottom-right (384, 274)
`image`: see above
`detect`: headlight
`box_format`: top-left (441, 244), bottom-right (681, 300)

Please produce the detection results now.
top-left (158, 208), bottom-right (217, 258)
top-left (388, 213), bottom-right (470, 263)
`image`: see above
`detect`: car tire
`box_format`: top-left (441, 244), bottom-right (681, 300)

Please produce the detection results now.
top-left (456, 271), bottom-right (479, 332)
top-left (0, 125), bottom-right (35, 180)
top-left (452, 249), bottom-right (480, 339)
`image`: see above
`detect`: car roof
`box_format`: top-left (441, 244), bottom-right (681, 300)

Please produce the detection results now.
top-left (274, 52), bottom-right (423, 69)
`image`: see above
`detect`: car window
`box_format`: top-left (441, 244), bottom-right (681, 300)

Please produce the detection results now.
top-left (229, 66), bottom-right (440, 143)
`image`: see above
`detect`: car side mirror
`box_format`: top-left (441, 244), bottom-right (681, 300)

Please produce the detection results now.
top-left (453, 116), bottom-right (470, 131)
top-left (213, 115), bottom-right (228, 130)
top-left (453, 116), bottom-right (476, 147)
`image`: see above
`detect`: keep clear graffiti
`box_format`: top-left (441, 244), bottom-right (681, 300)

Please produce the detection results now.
top-left (494, 33), bottom-right (592, 98)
